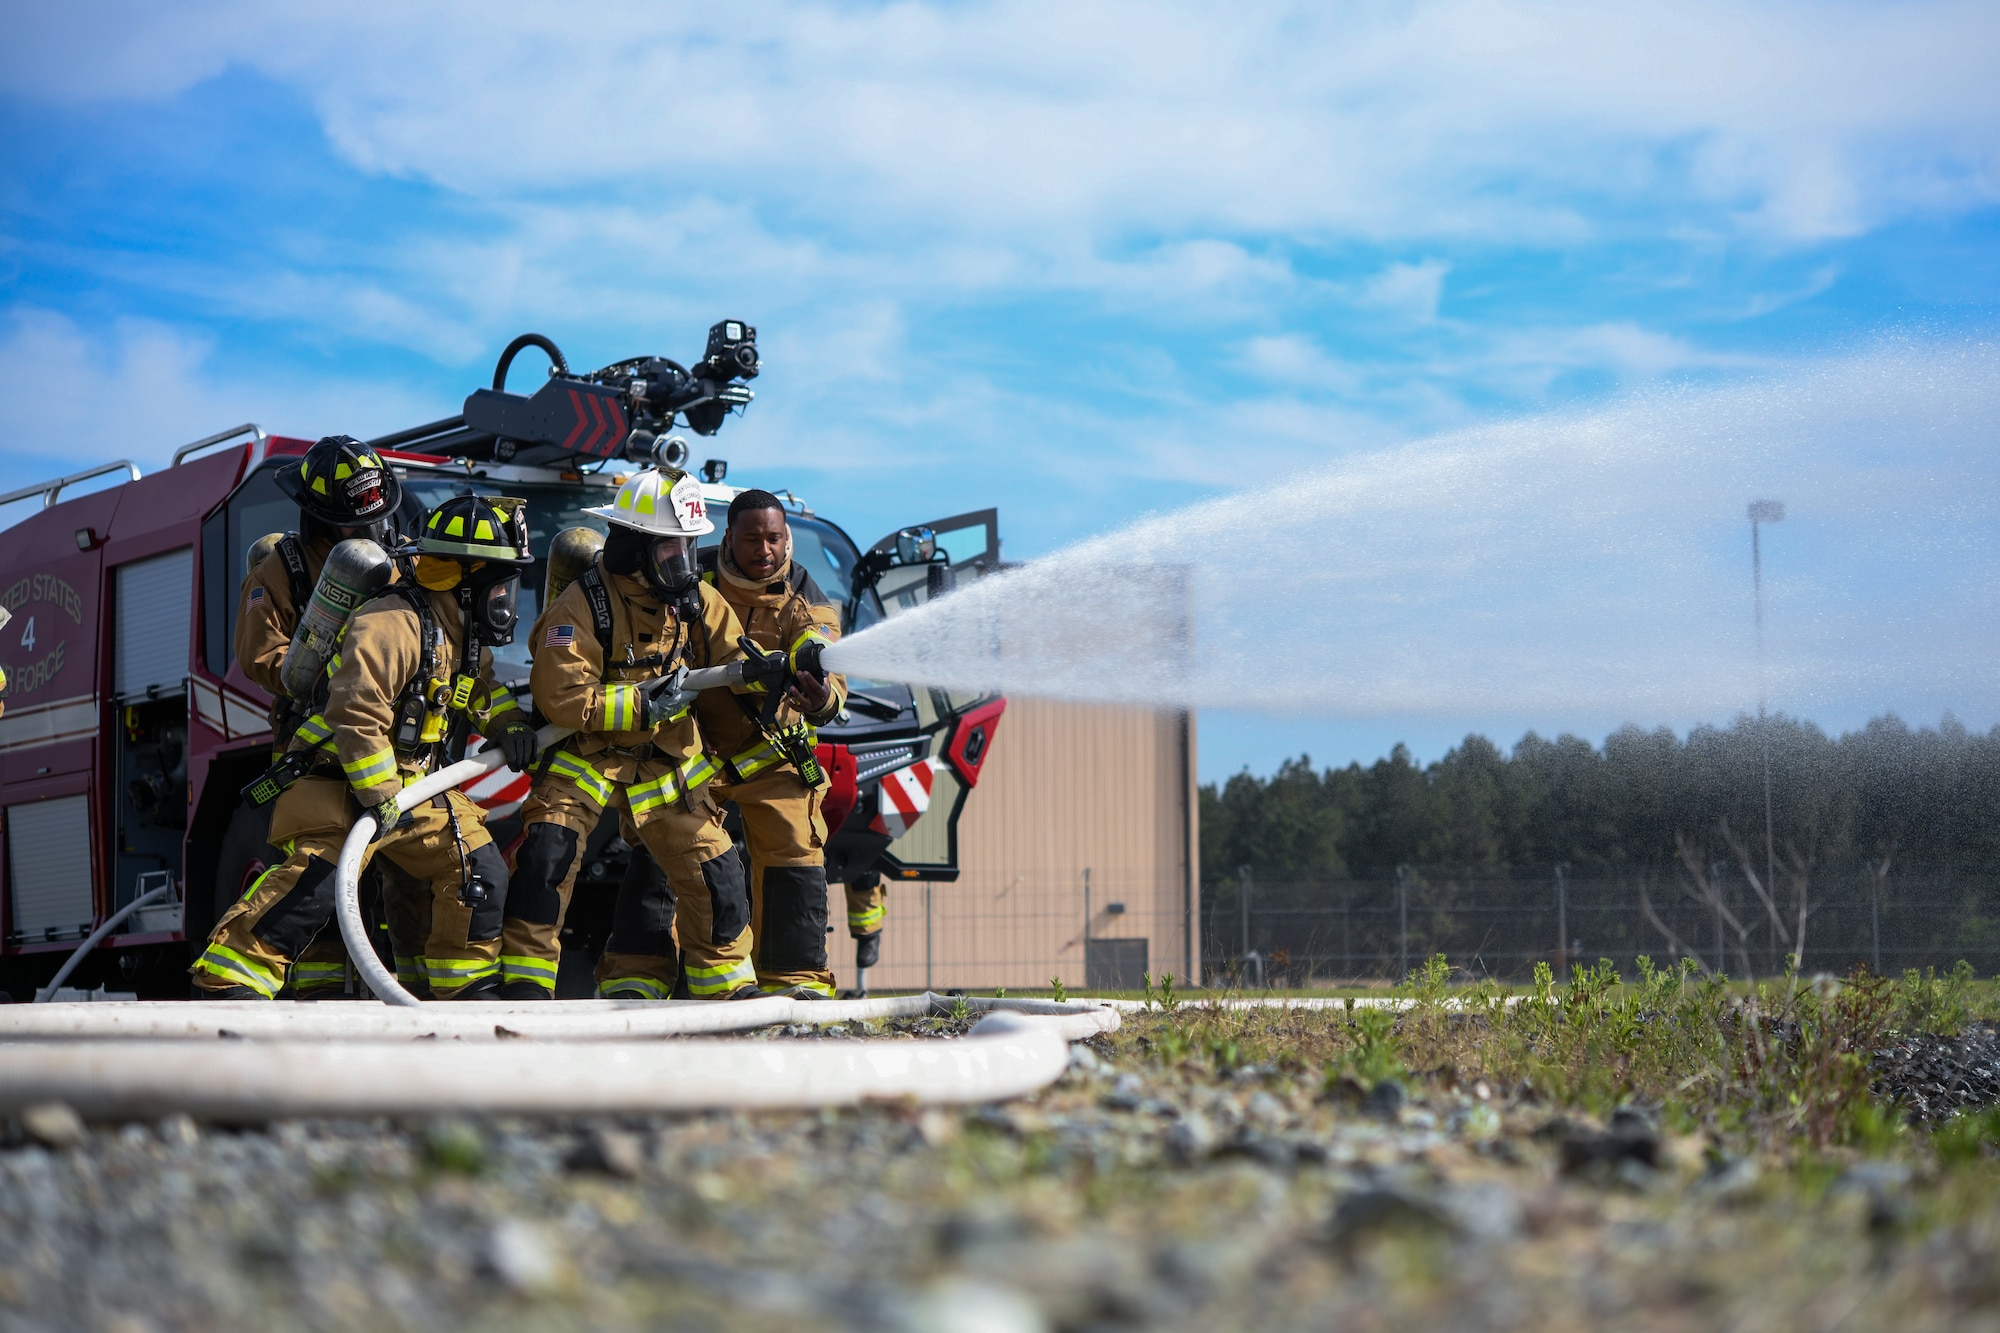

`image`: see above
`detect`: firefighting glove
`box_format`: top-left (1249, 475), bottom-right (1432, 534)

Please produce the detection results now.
top-left (368, 792), bottom-right (414, 842)
top-left (480, 714), bottom-right (540, 772)
top-left (643, 676), bottom-right (695, 727)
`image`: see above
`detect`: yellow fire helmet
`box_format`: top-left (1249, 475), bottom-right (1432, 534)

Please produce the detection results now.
top-left (583, 468), bottom-right (715, 539)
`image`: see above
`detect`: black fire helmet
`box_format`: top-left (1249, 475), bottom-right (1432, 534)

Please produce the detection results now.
top-left (275, 435), bottom-right (403, 528)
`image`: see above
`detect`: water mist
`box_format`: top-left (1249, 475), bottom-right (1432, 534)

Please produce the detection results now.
top-left (822, 340), bottom-right (2000, 736)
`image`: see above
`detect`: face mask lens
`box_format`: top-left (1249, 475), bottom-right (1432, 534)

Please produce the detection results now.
top-left (481, 576), bottom-right (519, 641)
top-left (648, 537), bottom-right (696, 595)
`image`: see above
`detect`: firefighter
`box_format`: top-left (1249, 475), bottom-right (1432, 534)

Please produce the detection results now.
top-left (497, 468), bottom-right (757, 1001)
top-left (191, 493), bottom-right (541, 1000)
top-left (234, 434), bottom-right (407, 998)
top-left (695, 489), bottom-right (846, 997)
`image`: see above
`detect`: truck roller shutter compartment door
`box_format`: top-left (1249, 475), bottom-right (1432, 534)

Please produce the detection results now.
top-left (114, 548), bottom-right (193, 700)
top-left (6, 794), bottom-right (93, 941)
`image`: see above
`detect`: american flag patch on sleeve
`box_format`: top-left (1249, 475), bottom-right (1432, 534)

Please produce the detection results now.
top-left (545, 624), bottom-right (576, 648)
top-left (248, 587), bottom-right (265, 604)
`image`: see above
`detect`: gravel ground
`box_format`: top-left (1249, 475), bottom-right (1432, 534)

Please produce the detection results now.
top-left (1875, 1022), bottom-right (2000, 1124)
top-left (3, 1013), bottom-right (2000, 1332)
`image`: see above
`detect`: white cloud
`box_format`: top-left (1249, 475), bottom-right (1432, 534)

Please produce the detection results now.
top-left (1354, 259), bottom-right (1450, 323)
top-left (1472, 322), bottom-right (1768, 395)
top-left (0, 308), bottom-right (437, 498)
top-left (4, 0), bottom-right (1996, 250)
top-left (1238, 335), bottom-right (1363, 391)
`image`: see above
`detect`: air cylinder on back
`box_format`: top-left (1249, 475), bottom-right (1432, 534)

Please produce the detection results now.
top-left (245, 532), bottom-right (284, 573)
top-left (544, 526), bottom-right (605, 609)
top-left (279, 538), bottom-right (395, 699)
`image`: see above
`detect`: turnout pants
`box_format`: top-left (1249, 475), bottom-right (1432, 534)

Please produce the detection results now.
top-left (846, 872), bottom-right (887, 941)
top-left (193, 777), bottom-right (506, 999)
top-left (713, 770), bottom-right (835, 997)
top-left (284, 861), bottom-right (433, 998)
top-left (500, 774), bottom-right (753, 999)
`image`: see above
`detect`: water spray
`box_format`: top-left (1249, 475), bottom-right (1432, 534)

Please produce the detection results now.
top-left (823, 341), bottom-right (2000, 738)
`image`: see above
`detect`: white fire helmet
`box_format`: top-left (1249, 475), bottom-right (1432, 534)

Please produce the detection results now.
top-left (583, 468), bottom-right (715, 539)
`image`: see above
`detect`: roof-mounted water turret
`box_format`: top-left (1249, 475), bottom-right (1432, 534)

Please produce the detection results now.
top-left (369, 324), bottom-right (758, 469)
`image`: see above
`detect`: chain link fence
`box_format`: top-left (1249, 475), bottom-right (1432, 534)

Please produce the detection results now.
top-left (1200, 866), bottom-right (2000, 985)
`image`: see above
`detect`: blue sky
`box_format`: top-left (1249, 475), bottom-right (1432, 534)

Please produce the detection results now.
top-left (3, 1), bottom-right (1997, 781)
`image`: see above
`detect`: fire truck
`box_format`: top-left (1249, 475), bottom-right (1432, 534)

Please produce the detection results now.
top-left (0, 326), bottom-right (1006, 1000)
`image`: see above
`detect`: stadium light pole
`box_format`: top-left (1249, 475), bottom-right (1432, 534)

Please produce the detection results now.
top-left (1749, 499), bottom-right (1786, 948)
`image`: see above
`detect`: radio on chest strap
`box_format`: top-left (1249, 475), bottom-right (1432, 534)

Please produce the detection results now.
top-left (383, 577), bottom-right (461, 757)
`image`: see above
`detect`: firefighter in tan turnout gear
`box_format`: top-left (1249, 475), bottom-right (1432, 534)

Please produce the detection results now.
top-left (696, 489), bottom-right (847, 997)
top-left (497, 468), bottom-right (755, 1000)
top-left (192, 493), bottom-right (541, 1000)
top-left (232, 434), bottom-right (407, 998)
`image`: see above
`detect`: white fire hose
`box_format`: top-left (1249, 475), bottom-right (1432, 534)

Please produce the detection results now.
top-left (0, 1009), bottom-right (1104, 1119)
top-left (32, 882), bottom-right (177, 1002)
top-left (0, 993), bottom-right (1117, 1044)
top-left (330, 732), bottom-right (564, 1009)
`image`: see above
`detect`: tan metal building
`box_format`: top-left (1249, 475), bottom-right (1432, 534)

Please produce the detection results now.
top-left (838, 699), bottom-right (1199, 993)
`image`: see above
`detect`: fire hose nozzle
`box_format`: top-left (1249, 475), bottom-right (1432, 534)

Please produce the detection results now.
top-left (738, 636), bottom-right (791, 693)
top-left (792, 639), bottom-right (827, 681)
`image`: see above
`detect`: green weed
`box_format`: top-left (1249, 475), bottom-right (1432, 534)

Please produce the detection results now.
top-left (1932, 1106), bottom-right (2000, 1165)
top-left (1896, 961), bottom-right (1978, 1036)
top-left (1333, 1005), bottom-right (1405, 1089)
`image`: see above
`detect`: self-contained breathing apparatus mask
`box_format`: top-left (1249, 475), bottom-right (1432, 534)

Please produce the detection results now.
top-left (411, 557), bottom-right (522, 645)
top-left (646, 535), bottom-right (699, 604)
top-left (604, 523), bottom-right (703, 623)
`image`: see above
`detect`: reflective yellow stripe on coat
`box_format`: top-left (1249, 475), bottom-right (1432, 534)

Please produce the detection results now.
top-left (601, 683), bottom-right (640, 733)
top-left (343, 745), bottom-right (398, 791)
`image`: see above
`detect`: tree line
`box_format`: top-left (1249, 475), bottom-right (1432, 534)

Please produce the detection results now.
top-left (1201, 711), bottom-right (2000, 885)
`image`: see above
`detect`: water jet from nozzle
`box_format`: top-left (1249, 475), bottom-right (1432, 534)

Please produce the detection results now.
top-left (822, 339), bottom-right (2000, 737)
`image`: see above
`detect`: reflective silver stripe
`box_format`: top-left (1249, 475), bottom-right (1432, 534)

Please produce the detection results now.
top-left (193, 945), bottom-right (282, 997)
top-left (684, 957), bottom-right (755, 995)
top-left (344, 747), bottom-right (398, 789)
top-left (501, 955), bottom-right (559, 982)
top-left (603, 684), bottom-right (639, 732)
top-left (548, 751), bottom-right (614, 804)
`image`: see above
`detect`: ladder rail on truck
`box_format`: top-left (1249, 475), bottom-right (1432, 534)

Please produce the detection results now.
top-left (0, 333), bottom-right (1007, 1001)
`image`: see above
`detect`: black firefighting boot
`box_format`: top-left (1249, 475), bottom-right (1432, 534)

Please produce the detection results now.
top-left (499, 980), bottom-right (553, 1001)
top-left (452, 975), bottom-right (505, 1001)
top-left (853, 933), bottom-right (882, 970)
